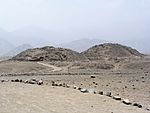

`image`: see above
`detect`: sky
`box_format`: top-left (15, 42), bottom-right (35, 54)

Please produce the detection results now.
top-left (0, 0), bottom-right (150, 51)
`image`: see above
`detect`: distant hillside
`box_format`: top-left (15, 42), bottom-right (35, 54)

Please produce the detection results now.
top-left (12, 46), bottom-right (88, 61)
top-left (58, 38), bottom-right (106, 52)
top-left (0, 39), bottom-right (15, 56)
top-left (82, 43), bottom-right (144, 60)
top-left (4, 44), bottom-right (33, 57)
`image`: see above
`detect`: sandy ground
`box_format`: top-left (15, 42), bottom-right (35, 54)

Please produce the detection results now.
top-left (0, 82), bottom-right (148, 113)
top-left (0, 59), bottom-right (150, 113)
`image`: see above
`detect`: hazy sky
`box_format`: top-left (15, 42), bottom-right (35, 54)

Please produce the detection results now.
top-left (0, 0), bottom-right (150, 46)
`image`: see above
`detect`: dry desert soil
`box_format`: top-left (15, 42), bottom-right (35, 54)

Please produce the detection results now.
top-left (0, 44), bottom-right (150, 113)
top-left (0, 58), bottom-right (150, 113)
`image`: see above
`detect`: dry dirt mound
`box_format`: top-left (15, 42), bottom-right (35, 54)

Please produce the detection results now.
top-left (12, 46), bottom-right (88, 61)
top-left (82, 43), bottom-right (143, 60)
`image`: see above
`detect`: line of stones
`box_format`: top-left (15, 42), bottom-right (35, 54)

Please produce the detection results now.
top-left (1, 79), bottom-right (150, 112)
top-left (51, 81), bottom-right (150, 112)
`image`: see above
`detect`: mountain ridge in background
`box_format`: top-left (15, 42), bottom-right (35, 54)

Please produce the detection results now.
top-left (58, 38), bottom-right (107, 52)
top-left (4, 44), bottom-right (33, 57)
top-left (0, 26), bottom-right (150, 54)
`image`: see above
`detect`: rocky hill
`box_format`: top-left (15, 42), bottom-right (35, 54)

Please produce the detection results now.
top-left (82, 43), bottom-right (143, 60)
top-left (12, 46), bottom-right (88, 61)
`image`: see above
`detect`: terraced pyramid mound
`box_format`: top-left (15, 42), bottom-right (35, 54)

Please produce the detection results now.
top-left (82, 43), bottom-right (143, 60)
top-left (12, 46), bottom-right (87, 61)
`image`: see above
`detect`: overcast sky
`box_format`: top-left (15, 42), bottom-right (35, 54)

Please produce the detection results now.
top-left (0, 0), bottom-right (150, 48)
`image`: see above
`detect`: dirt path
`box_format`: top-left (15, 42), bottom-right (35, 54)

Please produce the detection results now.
top-left (37, 62), bottom-right (62, 72)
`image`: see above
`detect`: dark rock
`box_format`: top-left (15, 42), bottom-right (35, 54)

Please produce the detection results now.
top-left (146, 107), bottom-right (150, 111)
top-left (98, 91), bottom-right (103, 95)
top-left (78, 87), bottom-right (82, 90)
top-left (91, 75), bottom-right (96, 78)
top-left (138, 104), bottom-right (142, 108)
top-left (66, 84), bottom-right (70, 88)
top-left (24, 80), bottom-right (28, 83)
top-left (122, 99), bottom-right (132, 105)
top-left (59, 84), bottom-right (62, 86)
top-left (37, 80), bottom-right (43, 85)
top-left (1, 80), bottom-right (5, 82)
top-left (62, 83), bottom-right (66, 87)
top-left (15, 79), bottom-right (20, 82)
top-left (29, 80), bottom-right (37, 84)
top-left (80, 88), bottom-right (88, 93)
top-left (73, 86), bottom-right (77, 89)
top-left (113, 96), bottom-right (121, 100)
top-left (133, 103), bottom-right (139, 107)
top-left (106, 92), bottom-right (111, 97)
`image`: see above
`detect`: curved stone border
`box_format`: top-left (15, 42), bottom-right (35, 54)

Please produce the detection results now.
top-left (1, 79), bottom-right (149, 112)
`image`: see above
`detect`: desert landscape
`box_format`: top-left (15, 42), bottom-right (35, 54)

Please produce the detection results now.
top-left (0, 43), bottom-right (150, 113)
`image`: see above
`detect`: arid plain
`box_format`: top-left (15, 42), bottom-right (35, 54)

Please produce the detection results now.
top-left (0, 43), bottom-right (150, 113)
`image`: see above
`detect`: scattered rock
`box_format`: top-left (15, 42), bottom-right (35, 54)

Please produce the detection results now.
top-left (37, 80), bottom-right (43, 85)
top-left (78, 87), bottom-right (82, 90)
top-left (59, 83), bottom-right (62, 86)
top-left (15, 79), bottom-right (20, 82)
top-left (133, 103), bottom-right (138, 107)
top-left (24, 80), bottom-right (28, 83)
top-left (80, 88), bottom-right (88, 93)
top-left (133, 103), bottom-right (142, 108)
top-left (87, 89), bottom-right (95, 94)
top-left (73, 85), bottom-right (77, 89)
top-left (55, 83), bottom-right (58, 86)
top-left (31, 78), bottom-right (37, 82)
top-left (137, 104), bottom-right (142, 108)
top-left (90, 75), bottom-right (96, 78)
top-left (62, 83), bottom-right (66, 87)
top-left (52, 82), bottom-right (55, 86)
top-left (122, 99), bottom-right (132, 105)
top-left (113, 96), bottom-right (121, 100)
top-left (146, 107), bottom-right (150, 111)
top-left (106, 92), bottom-right (111, 97)
top-left (98, 91), bottom-right (103, 95)
top-left (66, 84), bottom-right (70, 88)
top-left (1, 80), bottom-right (5, 82)
top-left (29, 80), bottom-right (37, 84)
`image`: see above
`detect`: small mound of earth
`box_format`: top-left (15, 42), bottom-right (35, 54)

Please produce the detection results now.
top-left (82, 43), bottom-right (143, 60)
top-left (12, 46), bottom-right (88, 62)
